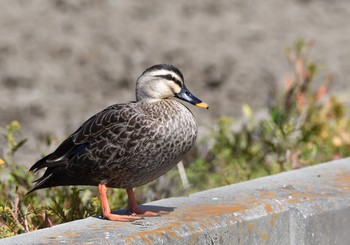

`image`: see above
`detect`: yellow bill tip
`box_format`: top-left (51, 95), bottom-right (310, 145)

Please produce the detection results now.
top-left (196, 102), bottom-right (209, 109)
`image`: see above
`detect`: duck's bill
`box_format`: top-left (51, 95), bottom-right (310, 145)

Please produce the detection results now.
top-left (175, 85), bottom-right (209, 109)
top-left (195, 102), bottom-right (209, 109)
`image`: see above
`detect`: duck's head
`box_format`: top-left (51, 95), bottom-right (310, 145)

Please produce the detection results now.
top-left (136, 64), bottom-right (209, 109)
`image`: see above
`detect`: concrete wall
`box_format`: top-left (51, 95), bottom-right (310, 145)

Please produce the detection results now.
top-left (1, 158), bottom-right (350, 245)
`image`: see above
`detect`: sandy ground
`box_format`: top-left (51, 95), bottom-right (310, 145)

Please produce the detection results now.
top-left (0, 0), bottom-right (349, 164)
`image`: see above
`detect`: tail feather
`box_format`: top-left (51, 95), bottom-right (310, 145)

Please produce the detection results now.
top-left (27, 166), bottom-right (98, 194)
top-left (29, 137), bottom-right (75, 172)
top-left (27, 137), bottom-right (96, 194)
top-left (29, 155), bottom-right (51, 172)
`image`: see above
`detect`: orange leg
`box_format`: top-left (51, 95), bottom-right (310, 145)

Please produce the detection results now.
top-left (126, 188), bottom-right (169, 216)
top-left (98, 184), bottom-right (142, 222)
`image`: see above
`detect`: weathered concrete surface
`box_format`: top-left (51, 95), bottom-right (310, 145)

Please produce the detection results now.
top-left (2, 158), bottom-right (350, 245)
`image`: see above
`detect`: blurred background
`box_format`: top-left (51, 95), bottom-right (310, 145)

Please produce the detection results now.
top-left (0, 0), bottom-right (349, 164)
top-left (2, 0), bottom-right (350, 235)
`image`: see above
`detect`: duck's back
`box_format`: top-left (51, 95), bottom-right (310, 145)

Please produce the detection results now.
top-left (29, 99), bottom-right (197, 191)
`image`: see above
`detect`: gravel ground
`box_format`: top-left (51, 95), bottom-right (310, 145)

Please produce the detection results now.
top-left (0, 0), bottom-right (349, 164)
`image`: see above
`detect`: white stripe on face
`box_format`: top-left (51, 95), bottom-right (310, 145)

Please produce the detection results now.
top-left (149, 70), bottom-right (183, 83)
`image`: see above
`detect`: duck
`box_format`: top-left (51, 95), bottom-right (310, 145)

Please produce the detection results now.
top-left (28, 64), bottom-right (209, 222)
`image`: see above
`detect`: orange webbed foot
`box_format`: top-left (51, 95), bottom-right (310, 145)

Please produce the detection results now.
top-left (129, 207), bottom-right (169, 217)
top-left (126, 188), bottom-right (169, 217)
top-left (103, 212), bottom-right (143, 222)
top-left (98, 184), bottom-right (143, 222)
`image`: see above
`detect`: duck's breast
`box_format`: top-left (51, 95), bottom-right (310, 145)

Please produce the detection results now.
top-left (67, 101), bottom-right (198, 188)
top-left (109, 100), bottom-right (198, 188)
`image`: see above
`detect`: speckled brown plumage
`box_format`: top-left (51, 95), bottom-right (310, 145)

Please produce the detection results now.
top-left (30, 100), bottom-right (196, 190)
top-left (28, 64), bottom-right (208, 221)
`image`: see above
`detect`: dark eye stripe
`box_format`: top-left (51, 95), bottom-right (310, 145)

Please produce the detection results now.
top-left (173, 79), bottom-right (182, 87)
top-left (155, 75), bottom-right (183, 87)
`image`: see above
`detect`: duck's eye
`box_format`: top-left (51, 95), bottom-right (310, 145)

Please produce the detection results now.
top-left (165, 74), bottom-right (173, 80)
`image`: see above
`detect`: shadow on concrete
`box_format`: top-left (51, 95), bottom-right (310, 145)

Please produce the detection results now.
top-left (91, 205), bottom-right (176, 219)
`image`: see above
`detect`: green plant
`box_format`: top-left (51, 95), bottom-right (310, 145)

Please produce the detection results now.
top-left (186, 39), bottom-right (350, 191)
top-left (0, 121), bottom-right (40, 237)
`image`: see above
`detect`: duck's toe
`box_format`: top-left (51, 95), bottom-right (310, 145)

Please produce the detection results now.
top-left (129, 207), bottom-right (169, 217)
top-left (103, 213), bottom-right (144, 222)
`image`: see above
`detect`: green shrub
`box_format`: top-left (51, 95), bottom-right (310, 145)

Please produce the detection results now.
top-left (184, 39), bottom-right (350, 191)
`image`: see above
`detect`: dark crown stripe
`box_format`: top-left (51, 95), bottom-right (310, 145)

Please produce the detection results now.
top-left (142, 64), bottom-right (184, 82)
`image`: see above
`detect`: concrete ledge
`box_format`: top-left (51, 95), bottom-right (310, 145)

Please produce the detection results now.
top-left (1, 158), bottom-right (350, 245)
